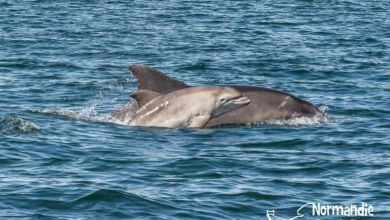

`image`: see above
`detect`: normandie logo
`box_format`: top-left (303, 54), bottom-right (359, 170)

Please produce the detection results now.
top-left (266, 202), bottom-right (374, 220)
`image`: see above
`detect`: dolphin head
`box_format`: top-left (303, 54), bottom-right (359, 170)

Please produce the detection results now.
top-left (211, 87), bottom-right (251, 117)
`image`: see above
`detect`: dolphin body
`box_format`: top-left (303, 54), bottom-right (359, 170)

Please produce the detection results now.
top-left (128, 87), bottom-right (250, 128)
top-left (111, 64), bottom-right (321, 127)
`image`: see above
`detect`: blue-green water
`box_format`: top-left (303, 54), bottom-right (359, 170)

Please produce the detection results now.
top-left (1, 1), bottom-right (389, 219)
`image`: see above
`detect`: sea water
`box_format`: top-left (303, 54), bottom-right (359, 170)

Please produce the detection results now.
top-left (0, 1), bottom-right (389, 219)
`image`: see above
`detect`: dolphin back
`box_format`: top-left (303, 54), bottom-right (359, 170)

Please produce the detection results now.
top-left (130, 64), bottom-right (189, 94)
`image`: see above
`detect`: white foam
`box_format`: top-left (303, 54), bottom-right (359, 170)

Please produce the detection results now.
top-left (0, 116), bottom-right (40, 134)
top-left (265, 105), bottom-right (335, 126)
top-left (38, 107), bottom-right (106, 123)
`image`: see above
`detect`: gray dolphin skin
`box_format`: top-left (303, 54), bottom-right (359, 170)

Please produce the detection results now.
top-left (128, 86), bottom-right (250, 128)
top-left (111, 64), bottom-right (321, 127)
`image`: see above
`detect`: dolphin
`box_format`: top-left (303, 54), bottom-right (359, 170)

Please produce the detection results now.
top-left (128, 86), bottom-right (250, 128)
top-left (110, 64), bottom-right (321, 127)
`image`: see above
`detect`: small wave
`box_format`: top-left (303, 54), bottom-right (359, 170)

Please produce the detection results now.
top-left (0, 59), bottom-right (81, 70)
top-left (220, 191), bottom-right (285, 201)
top-left (179, 62), bottom-right (208, 71)
top-left (265, 105), bottom-right (335, 126)
top-left (71, 189), bottom-right (176, 210)
top-left (38, 108), bottom-right (105, 123)
top-left (105, 100), bottom-right (138, 125)
top-left (37, 105), bottom-right (129, 125)
top-left (0, 116), bottom-right (40, 134)
top-left (266, 115), bottom-right (329, 126)
top-left (73, 189), bottom-right (133, 203)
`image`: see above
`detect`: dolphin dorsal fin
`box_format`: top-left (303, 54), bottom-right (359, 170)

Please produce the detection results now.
top-left (131, 90), bottom-right (161, 108)
top-left (129, 64), bottom-right (189, 94)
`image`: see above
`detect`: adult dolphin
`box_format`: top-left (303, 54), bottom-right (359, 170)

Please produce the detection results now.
top-left (129, 87), bottom-right (250, 128)
top-left (110, 64), bottom-right (322, 127)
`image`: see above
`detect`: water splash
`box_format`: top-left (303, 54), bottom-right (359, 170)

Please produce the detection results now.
top-left (318, 105), bottom-right (330, 115)
top-left (105, 100), bottom-right (139, 125)
top-left (38, 107), bottom-right (106, 123)
top-left (265, 115), bottom-right (332, 126)
top-left (0, 116), bottom-right (40, 134)
top-left (265, 105), bottom-right (335, 126)
top-left (65, 76), bottom-right (136, 126)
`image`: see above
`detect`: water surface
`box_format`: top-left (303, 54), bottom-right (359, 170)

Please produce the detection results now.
top-left (1, 1), bottom-right (389, 219)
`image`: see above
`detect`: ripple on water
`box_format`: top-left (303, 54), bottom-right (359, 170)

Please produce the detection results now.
top-left (0, 116), bottom-right (40, 134)
top-left (0, 0), bottom-right (389, 219)
top-left (67, 189), bottom-right (180, 218)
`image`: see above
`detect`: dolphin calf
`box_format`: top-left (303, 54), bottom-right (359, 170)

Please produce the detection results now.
top-left (128, 86), bottom-right (250, 128)
top-left (110, 64), bottom-right (321, 127)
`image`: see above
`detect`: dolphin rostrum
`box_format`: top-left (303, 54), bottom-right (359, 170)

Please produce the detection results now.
top-left (110, 64), bottom-right (321, 127)
top-left (128, 86), bottom-right (250, 128)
